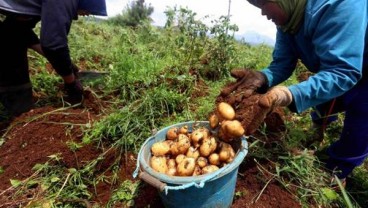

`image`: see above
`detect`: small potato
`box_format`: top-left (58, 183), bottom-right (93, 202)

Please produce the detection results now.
top-left (179, 125), bottom-right (189, 134)
top-left (208, 153), bottom-right (220, 166)
top-left (191, 130), bottom-right (204, 145)
top-left (202, 165), bottom-right (219, 174)
top-left (175, 154), bottom-right (186, 164)
top-left (151, 141), bottom-right (171, 156)
top-left (166, 127), bottom-right (178, 140)
top-left (218, 102), bottom-right (235, 120)
top-left (192, 166), bottom-right (202, 176)
top-left (186, 147), bottom-right (200, 159)
top-left (177, 134), bottom-right (191, 154)
top-left (166, 167), bottom-right (177, 176)
top-left (177, 158), bottom-right (196, 176)
top-left (150, 156), bottom-right (168, 174)
top-left (170, 142), bottom-right (181, 156)
top-left (209, 114), bottom-right (219, 129)
top-left (219, 148), bottom-right (231, 162)
top-left (196, 157), bottom-right (208, 168)
top-left (167, 159), bottom-right (176, 168)
top-left (199, 138), bottom-right (212, 157)
top-left (219, 142), bottom-right (236, 163)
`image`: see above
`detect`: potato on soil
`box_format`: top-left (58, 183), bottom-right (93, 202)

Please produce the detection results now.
top-left (151, 141), bottom-right (171, 156)
top-left (218, 102), bottom-right (235, 120)
top-left (150, 156), bottom-right (168, 173)
top-left (177, 157), bottom-right (196, 176)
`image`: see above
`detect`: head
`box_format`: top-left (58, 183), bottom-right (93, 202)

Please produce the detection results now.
top-left (78, 0), bottom-right (107, 16)
top-left (247, 0), bottom-right (289, 26)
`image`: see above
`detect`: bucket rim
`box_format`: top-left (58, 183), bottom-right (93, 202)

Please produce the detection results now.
top-left (138, 121), bottom-right (248, 185)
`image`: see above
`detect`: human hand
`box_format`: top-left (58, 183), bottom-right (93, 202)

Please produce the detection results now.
top-left (259, 86), bottom-right (293, 110)
top-left (219, 69), bottom-right (268, 107)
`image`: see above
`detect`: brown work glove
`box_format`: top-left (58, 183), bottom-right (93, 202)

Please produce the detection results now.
top-left (219, 68), bottom-right (268, 106)
top-left (259, 86), bottom-right (293, 110)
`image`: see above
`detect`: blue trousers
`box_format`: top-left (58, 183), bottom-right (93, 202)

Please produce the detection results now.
top-left (311, 78), bottom-right (368, 179)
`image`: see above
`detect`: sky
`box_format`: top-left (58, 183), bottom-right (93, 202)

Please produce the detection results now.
top-left (105, 0), bottom-right (277, 46)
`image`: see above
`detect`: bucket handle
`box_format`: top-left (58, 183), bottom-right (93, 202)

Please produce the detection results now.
top-left (139, 171), bottom-right (167, 192)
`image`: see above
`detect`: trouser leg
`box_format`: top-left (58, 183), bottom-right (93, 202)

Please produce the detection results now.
top-left (0, 86), bottom-right (34, 117)
top-left (326, 79), bottom-right (368, 179)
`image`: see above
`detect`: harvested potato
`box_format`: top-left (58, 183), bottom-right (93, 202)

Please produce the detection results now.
top-left (166, 167), bottom-right (177, 176)
top-left (151, 141), bottom-right (171, 156)
top-left (166, 127), bottom-right (178, 140)
top-left (192, 166), bottom-right (202, 176)
top-left (150, 156), bottom-right (168, 173)
top-left (177, 134), bottom-right (191, 154)
top-left (202, 165), bottom-right (219, 174)
top-left (209, 114), bottom-right (219, 129)
top-left (208, 153), bottom-right (220, 165)
top-left (196, 156), bottom-right (208, 168)
top-left (199, 138), bottom-right (213, 157)
top-left (170, 142), bottom-right (181, 156)
top-left (177, 158), bottom-right (196, 176)
top-left (179, 125), bottom-right (189, 134)
top-left (175, 154), bottom-right (186, 164)
top-left (219, 142), bottom-right (236, 163)
top-left (218, 102), bottom-right (235, 120)
top-left (219, 147), bottom-right (231, 162)
top-left (225, 120), bottom-right (245, 138)
top-left (167, 159), bottom-right (176, 168)
top-left (186, 146), bottom-right (200, 159)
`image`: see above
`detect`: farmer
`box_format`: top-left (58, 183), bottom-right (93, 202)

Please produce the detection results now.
top-left (233, 0), bottom-right (367, 183)
top-left (0, 0), bottom-right (107, 117)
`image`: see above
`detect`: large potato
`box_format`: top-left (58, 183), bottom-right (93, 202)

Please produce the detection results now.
top-left (225, 120), bottom-right (245, 138)
top-left (177, 134), bottom-right (191, 154)
top-left (150, 156), bottom-right (168, 174)
top-left (151, 141), bottom-right (171, 156)
top-left (177, 158), bottom-right (196, 176)
top-left (218, 102), bottom-right (235, 120)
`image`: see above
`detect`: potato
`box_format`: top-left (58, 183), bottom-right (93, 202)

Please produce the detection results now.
top-left (177, 158), bottom-right (196, 176)
top-left (166, 167), bottom-right (177, 176)
top-left (170, 142), bottom-right (181, 156)
top-left (209, 136), bottom-right (218, 153)
top-left (202, 165), bottom-right (219, 174)
top-left (179, 125), bottom-right (189, 134)
top-left (219, 142), bottom-right (236, 163)
top-left (199, 138), bottom-right (212, 157)
top-left (191, 130), bottom-right (204, 146)
top-left (219, 147), bottom-right (231, 162)
top-left (186, 146), bottom-right (200, 159)
top-left (208, 153), bottom-right (220, 165)
top-left (150, 156), bottom-right (168, 174)
top-left (166, 127), bottom-right (178, 140)
top-left (192, 166), bottom-right (202, 176)
top-left (209, 114), bottom-right (219, 129)
top-left (196, 156), bottom-right (208, 168)
top-left (177, 134), bottom-right (191, 154)
top-left (151, 141), bottom-right (171, 156)
top-left (225, 120), bottom-right (245, 138)
top-left (167, 158), bottom-right (176, 168)
top-left (218, 102), bottom-right (235, 120)
top-left (175, 154), bottom-right (186, 164)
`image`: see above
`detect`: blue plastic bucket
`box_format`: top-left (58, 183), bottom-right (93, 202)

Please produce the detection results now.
top-left (133, 121), bottom-right (248, 208)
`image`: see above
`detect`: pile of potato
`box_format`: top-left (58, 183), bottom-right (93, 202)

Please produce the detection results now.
top-left (150, 102), bottom-right (245, 176)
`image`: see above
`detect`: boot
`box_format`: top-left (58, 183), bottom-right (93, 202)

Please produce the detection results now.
top-left (63, 80), bottom-right (84, 105)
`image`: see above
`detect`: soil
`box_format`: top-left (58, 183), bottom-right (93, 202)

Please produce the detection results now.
top-left (0, 79), bottom-right (301, 207)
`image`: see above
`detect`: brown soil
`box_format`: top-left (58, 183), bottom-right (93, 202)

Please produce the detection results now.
top-left (0, 81), bottom-right (301, 208)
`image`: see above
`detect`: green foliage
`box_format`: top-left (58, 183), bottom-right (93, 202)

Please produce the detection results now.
top-left (108, 180), bottom-right (140, 207)
top-left (108, 0), bottom-right (154, 27)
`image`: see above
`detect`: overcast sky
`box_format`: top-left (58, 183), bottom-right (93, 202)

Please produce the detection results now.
top-left (105, 0), bottom-right (277, 45)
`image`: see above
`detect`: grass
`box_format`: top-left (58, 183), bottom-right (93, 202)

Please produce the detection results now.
top-left (0, 12), bottom-right (367, 207)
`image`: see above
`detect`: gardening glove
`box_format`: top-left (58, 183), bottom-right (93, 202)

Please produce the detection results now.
top-left (63, 79), bottom-right (84, 105)
top-left (258, 86), bottom-right (293, 111)
top-left (220, 68), bottom-right (268, 97)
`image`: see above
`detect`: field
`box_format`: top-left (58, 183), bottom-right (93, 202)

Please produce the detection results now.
top-left (0, 12), bottom-right (367, 208)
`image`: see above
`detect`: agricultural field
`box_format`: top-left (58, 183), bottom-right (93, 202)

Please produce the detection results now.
top-left (0, 11), bottom-right (367, 208)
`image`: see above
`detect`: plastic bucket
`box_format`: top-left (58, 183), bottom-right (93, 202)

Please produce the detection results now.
top-left (133, 121), bottom-right (248, 208)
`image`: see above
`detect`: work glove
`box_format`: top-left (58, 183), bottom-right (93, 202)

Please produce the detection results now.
top-left (259, 86), bottom-right (293, 110)
top-left (63, 79), bottom-right (84, 105)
